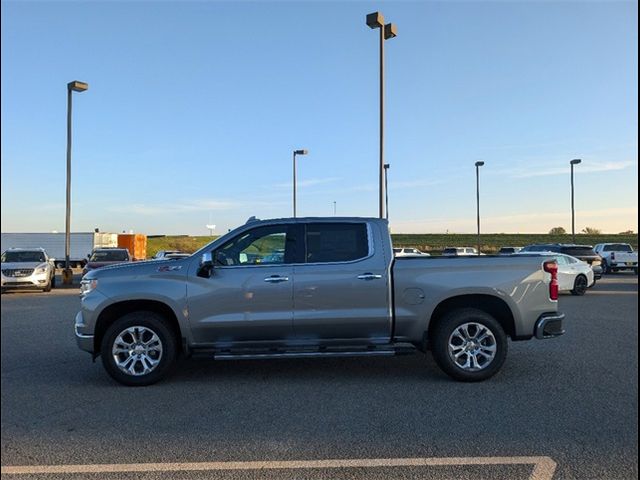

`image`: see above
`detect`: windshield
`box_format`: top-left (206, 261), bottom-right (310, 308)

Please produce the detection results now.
top-left (89, 250), bottom-right (129, 262)
top-left (603, 244), bottom-right (633, 252)
top-left (1, 251), bottom-right (46, 263)
top-left (442, 248), bottom-right (460, 254)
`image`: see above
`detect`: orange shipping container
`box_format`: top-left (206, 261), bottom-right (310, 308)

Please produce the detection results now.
top-left (117, 234), bottom-right (147, 261)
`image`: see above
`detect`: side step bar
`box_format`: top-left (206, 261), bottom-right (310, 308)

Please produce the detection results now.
top-left (203, 344), bottom-right (416, 361)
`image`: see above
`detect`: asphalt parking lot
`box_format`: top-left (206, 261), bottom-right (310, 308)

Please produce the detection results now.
top-left (1, 275), bottom-right (637, 479)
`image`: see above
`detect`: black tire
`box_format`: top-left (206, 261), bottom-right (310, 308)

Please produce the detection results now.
top-left (430, 308), bottom-right (508, 382)
top-left (571, 275), bottom-right (588, 296)
top-left (101, 311), bottom-right (177, 386)
top-left (601, 260), bottom-right (608, 275)
top-left (42, 282), bottom-right (52, 293)
top-left (50, 274), bottom-right (56, 289)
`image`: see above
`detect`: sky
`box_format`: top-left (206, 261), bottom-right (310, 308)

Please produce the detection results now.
top-left (1, 0), bottom-right (637, 235)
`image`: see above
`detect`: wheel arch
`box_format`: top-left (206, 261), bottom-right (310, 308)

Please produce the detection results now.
top-left (426, 294), bottom-right (516, 345)
top-left (94, 300), bottom-right (183, 356)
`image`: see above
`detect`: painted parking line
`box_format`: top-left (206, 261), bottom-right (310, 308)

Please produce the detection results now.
top-left (2, 456), bottom-right (556, 479)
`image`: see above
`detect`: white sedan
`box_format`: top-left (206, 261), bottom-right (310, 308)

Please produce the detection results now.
top-left (519, 252), bottom-right (595, 295)
top-left (393, 248), bottom-right (431, 257)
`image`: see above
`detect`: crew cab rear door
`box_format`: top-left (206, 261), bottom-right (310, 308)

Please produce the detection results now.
top-left (292, 222), bottom-right (391, 344)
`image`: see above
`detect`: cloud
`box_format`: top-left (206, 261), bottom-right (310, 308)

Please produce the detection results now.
top-left (509, 160), bottom-right (636, 179)
top-left (108, 199), bottom-right (236, 216)
top-left (349, 179), bottom-right (443, 192)
top-left (273, 177), bottom-right (341, 189)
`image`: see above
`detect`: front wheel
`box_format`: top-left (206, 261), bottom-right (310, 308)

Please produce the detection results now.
top-left (431, 308), bottom-right (508, 382)
top-left (571, 275), bottom-right (588, 296)
top-left (101, 312), bottom-right (177, 386)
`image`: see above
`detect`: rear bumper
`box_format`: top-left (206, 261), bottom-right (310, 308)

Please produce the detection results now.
top-left (535, 312), bottom-right (565, 339)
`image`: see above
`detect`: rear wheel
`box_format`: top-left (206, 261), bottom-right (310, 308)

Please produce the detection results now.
top-left (431, 308), bottom-right (508, 382)
top-left (571, 275), bottom-right (588, 296)
top-left (101, 312), bottom-right (177, 386)
top-left (601, 260), bottom-right (609, 275)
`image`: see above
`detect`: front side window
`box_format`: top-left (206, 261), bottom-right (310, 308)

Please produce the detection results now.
top-left (215, 225), bottom-right (292, 266)
top-left (305, 223), bottom-right (368, 263)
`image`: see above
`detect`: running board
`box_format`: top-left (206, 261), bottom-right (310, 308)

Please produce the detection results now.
top-left (208, 344), bottom-right (416, 361)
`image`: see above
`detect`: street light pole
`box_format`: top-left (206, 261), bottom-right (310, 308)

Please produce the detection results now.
top-left (383, 163), bottom-right (390, 220)
top-left (63, 80), bottom-right (88, 285)
top-left (292, 149), bottom-right (308, 217)
top-left (570, 159), bottom-right (582, 243)
top-left (333, 201), bottom-right (337, 216)
top-left (475, 161), bottom-right (485, 255)
top-left (366, 12), bottom-right (396, 219)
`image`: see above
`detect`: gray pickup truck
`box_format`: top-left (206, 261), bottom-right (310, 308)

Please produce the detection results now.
top-left (75, 217), bottom-right (564, 386)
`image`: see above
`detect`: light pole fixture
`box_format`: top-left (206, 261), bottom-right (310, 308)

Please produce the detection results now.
top-left (293, 149), bottom-right (308, 217)
top-left (570, 158), bottom-right (582, 243)
top-left (383, 163), bottom-right (390, 220)
top-left (366, 11), bottom-right (397, 219)
top-left (333, 201), bottom-right (337, 216)
top-left (63, 80), bottom-right (88, 285)
top-left (475, 161), bottom-right (485, 255)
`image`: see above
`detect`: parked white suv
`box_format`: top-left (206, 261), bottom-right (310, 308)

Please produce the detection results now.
top-left (593, 243), bottom-right (638, 274)
top-left (1, 248), bottom-right (56, 293)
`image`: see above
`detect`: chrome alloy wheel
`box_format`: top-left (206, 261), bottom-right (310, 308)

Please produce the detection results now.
top-left (112, 326), bottom-right (163, 376)
top-left (448, 322), bottom-right (497, 371)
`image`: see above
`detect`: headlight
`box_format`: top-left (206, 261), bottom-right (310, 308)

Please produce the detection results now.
top-left (592, 260), bottom-right (602, 266)
top-left (35, 263), bottom-right (49, 274)
top-left (80, 279), bottom-right (98, 295)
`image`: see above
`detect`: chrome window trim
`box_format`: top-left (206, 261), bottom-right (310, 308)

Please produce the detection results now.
top-left (214, 221), bottom-right (374, 270)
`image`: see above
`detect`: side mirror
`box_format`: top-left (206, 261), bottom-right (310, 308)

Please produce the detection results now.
top-left (198, 252), bottom-right (213, 278)
top-left (87, 254), bottom-right (91, 259)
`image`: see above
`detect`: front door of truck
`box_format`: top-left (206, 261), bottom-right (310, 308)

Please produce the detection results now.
top-left (292, 222), bottom-right (391, 344)
top-left (187, 224), bottom-right (296, 344)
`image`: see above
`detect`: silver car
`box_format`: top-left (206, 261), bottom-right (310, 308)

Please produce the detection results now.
top-left (1, 248), bottom-right (55, 293)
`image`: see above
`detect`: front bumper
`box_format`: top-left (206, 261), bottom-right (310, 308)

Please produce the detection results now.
top-left (1, 272), bottom-right (50, 288)
top-left (535, 312), bottom-right (565, 339)
top-left (75, 311), bottom-right (95, 353)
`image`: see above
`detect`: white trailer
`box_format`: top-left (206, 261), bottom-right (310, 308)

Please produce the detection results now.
top-left (1, 232), bottom-right (118, 268)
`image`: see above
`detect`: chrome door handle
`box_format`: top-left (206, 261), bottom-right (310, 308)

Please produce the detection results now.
top-left (264, 275), bottom-right (289, 283)
top-left (357, 273), bottom-right (382, 280)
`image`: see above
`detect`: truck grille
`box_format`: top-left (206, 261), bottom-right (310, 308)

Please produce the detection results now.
top-left (2, 269), bottom-right (34, 277)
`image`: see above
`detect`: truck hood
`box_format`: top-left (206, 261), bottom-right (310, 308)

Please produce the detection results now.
top-left (83, 258), bottom-right (191, 279)
top-left (85, 261), bottom-right (129, 269)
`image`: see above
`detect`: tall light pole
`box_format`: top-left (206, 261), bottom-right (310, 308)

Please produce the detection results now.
top-left (570, 159), bottom-right (582, 243)
top-left (383, 163), bottom-right (390, 220)
top-left (475, 161), bottom-right (485, 255)
top-left (366, 12), bottom-right (397, 219)
top-left (292, 149), bottom-right (308, 217)
top-left (63, 80), bottom-right (88, 285)
top-left (333, 201), bottom-right (337, 216)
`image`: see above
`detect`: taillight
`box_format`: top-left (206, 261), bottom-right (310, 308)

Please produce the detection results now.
top-left (544, 260), bottom-right (559, 301)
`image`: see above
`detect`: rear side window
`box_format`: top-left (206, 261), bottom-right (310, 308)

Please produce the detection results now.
top-left (305, 223), bottom-right (368, 263)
